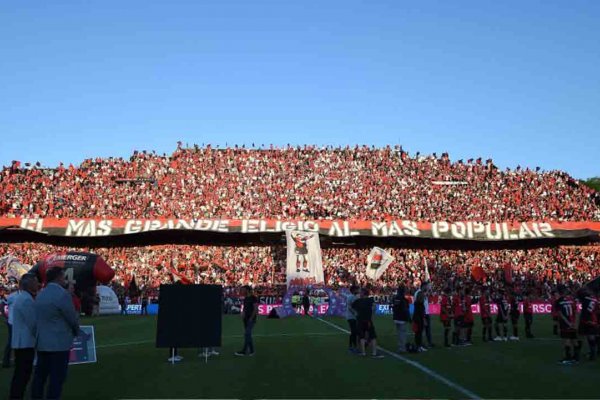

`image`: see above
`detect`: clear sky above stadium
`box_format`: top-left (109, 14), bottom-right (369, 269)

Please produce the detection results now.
top-left (1, 1), bottom-right (598, 178)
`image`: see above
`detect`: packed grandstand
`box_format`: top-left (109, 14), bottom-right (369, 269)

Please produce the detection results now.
top-left (1, 145), bottom-right (599, 300)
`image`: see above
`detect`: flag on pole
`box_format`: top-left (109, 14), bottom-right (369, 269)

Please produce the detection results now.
top-left (471, 265), bottom-right (487, 282)
top-left (365, 247), bottom-right (394, 281)
top-left (169, 266), bottom-right (193, 285)
top-left (127, 274), bottom-right (140, 297)
top-left (423, 259), bottom-right (431, 283)
top-left (503, 263), bottom-right (513, 285)
top-left (0, 256), bottom-right (29, 282)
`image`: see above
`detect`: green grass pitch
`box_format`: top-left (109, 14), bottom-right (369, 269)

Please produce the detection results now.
top-left (0, 314), bottom-right (598, 399)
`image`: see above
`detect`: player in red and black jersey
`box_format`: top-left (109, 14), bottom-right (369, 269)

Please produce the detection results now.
top-left (576, 287), bottom-right (598, 360)
top-left (452, 291), bottom-right (464, 346)
top-left (463, 288), bottom-right (475, 345)
top-left (479, 287), bottom-right (493, 342)
top-left (523, 291), bottom-right (534, 339)
top-left (509, 291), bottom-right (520, 341)
top-left (440, 287), bottom-right (453, 347)
top-left (551, 290), bottom-right (559, 336)
top-left (494, 290), bottom-right (509, 341)
top-left (555, 285), bottom-right (578, 364)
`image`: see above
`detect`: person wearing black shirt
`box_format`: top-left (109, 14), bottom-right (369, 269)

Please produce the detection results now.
top-left (141, 294), bottom-right (148, 316)
top-left (235, 286), bottom-right (258, 357)
top-left (494, 290), bottom-right (509, 341)
top-left (413, 291), bottom-right (427, 352)
top-left (302, 293), bottom-right (310, 316)
top-left (352, 288), bottom-right (384, 358)
top-left (392, 286), bottom-right (410, 353)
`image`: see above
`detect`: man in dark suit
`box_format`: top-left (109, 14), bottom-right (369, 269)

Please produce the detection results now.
top-left (31, 268), bottom-right (79, 400)
top-left (9, 273), bottom-right (39, 399)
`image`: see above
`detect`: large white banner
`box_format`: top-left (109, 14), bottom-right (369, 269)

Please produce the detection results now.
top-left (286, 230), bottom-right (324, 287)
top-left (365, 247), bottom-right (394, 281)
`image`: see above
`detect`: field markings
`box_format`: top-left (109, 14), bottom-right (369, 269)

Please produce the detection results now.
top-left (317, 317), bottom-right (482, 400)
top-left (96, 331), bottom-right (344, 349)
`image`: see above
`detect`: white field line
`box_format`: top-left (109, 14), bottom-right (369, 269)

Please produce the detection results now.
top-left (96, 331), bottom-right (344, 349)
top-left (317, 317), bottom-right (482, 400)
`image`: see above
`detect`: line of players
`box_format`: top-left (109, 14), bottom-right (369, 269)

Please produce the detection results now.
top-left (553, 285), bottom-right (599, 365)
top-left (438, 284), bottom-right (600, 365)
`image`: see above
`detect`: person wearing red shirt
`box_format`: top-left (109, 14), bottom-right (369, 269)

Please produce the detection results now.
top-left (509, 291), bottom-right (520, 341)
top-left (576, 287), bottom-right (598, 361)
top-left (479, 287), bottom-right (493, 342)
top-left (551, 290), bottom-right (560, 336)
top-left (555, 285), bottom-right (578, 364)
top-left (440, 287), bottom-right (453, 347)
top-left (463, 288), bottom-right (475, 345)
top-left (452, 291), bottom-right (464, 346)
top-left (523, 292), bottom-right (534, 339)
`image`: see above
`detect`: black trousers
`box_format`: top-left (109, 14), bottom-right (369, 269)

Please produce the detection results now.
top-left (415, 323), bottom-right (424, 348)
top-left (525, 314), bottom-right (533, 335)
top-left (347, 319), bottom-right (358, 348)
top-left (3, 323), bottom-right (12, 367)
top-left (425, 315), bottom-right (433, 345)
top-left (31, 351), bottom-right (70, 400)
top-left (9, 348), bottom-right (35, 399)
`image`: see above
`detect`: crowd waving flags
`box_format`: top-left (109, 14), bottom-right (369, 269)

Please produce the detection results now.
top-left (365, 247), bottom-right (395, 281)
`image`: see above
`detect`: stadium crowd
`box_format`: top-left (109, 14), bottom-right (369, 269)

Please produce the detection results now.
top-left (1, 243), bottom-right (598, 300)
top-left (2, 145), bottom-right (599, 222)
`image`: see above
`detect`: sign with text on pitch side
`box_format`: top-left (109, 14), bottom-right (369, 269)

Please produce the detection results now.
top-left (375, 302), bottom-right (557, 315)
top-left (69, 326), bottom-right (96, 365)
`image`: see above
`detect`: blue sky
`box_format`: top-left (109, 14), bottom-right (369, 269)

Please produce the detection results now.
top-left (1, 0), bottom-right (598, 178)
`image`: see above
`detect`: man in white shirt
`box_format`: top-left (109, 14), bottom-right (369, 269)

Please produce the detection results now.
top-left (344, 286), bottom-right (359, 353)
top-left (2, 287), bottom-right (19, 368)
top-left (9, 274), bottom-right (40, 399)
top-left (414, 282), bottom-right (434, 347)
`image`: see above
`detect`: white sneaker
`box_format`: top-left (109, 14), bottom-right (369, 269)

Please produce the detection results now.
top-left (502, 337), bottom-right (508, 342)
top-left (210, 350), bottom-right (220, 356)
top-left (509, 336), bottom-right (519, 341)
top-left (175, 355), bottom-right (183, 361)
top-left (167, 356), bottom-right (182, 362)
top-left (418, 346), bottom-right (428, 352)
top-left (493, 336), bottom-right (503, 342)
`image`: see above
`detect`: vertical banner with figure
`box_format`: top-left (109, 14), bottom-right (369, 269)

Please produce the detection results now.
top-left (286, 230), bottom-right (324, 287)
top-left (365, 247), bottom-right (394, 281)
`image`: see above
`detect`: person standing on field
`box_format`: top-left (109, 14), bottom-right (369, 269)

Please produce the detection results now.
top-left (392, 285), bottom-right (410, 353)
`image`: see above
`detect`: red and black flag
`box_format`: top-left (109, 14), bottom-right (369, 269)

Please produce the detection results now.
top-left (503, 263), bottom-right (513, 285)
top-left (471, 265), bottom-right (487, 282)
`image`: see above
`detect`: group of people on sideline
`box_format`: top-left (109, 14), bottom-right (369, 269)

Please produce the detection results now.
top-left (2, 269), bottom-right (79, 399)
top-left (344, 279), bottom-right (600, 366)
